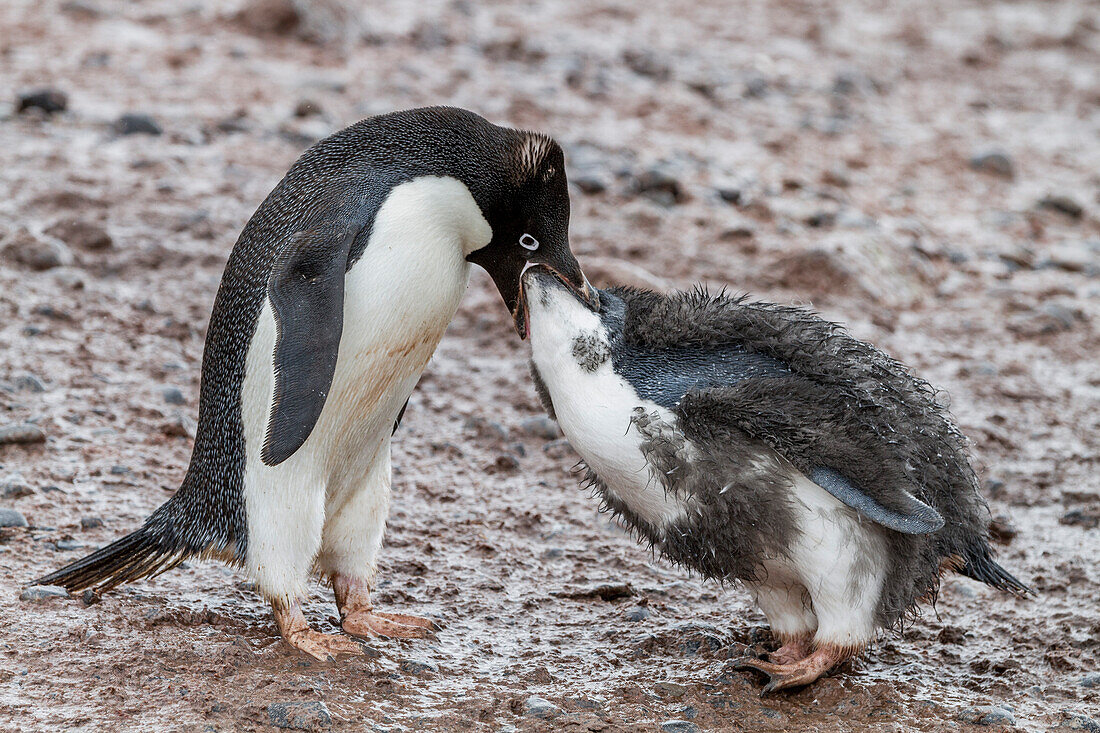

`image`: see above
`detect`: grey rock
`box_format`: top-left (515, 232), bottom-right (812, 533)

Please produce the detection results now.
top-left (957, 706), bottom-right (1015, 726)
top-left (0, 508), bottom-right (29, 527)
top-left (14, 374), bottom-right (46, 392)
top-left (109, 465), bottom-right (130, 476)
top-left (629, 164), bottom-right (687, 206)
top-left (715, 186), bottom-right (743, 205)
top-left (543, 438), bottom-right (575, 459)
top-left (524, 696), bottom-right (559, 719)
top-left (44, 219), bottom-right (112, 251)
top-left (160, 413), bottom-right (196, 438)
top-left (660, 722), bottom-right (699, 733)
top-left (622, 49), bottom-right (671, 81)
top-left (293, 99), bottom-right (323, 118)
top-left (520, 416), bottom-right (560, 440)
top-left (161, 386), bottom-right (186, 405)
top-left (55, 540), bottom-right (85, 551)
top-left (743, 73), bottom-right (768, 98)
top-left (0, 423), bottom-right (47, 445)
top-left (625, 606), bottom-right (650, 622)
top-left (969, 150), bottom-right (1014, 179)
top-left (21, 585), bottom-right (69, 601)
top-left (17, 88), bottom-right (68, 115)
top-left (115, 113), bottom-right (162, 136)
top-left (80, 516), bottom-right (104, 529)
top-left (1, 475), bottom-right (34, 499)
top-left (1060, 509), bottom-right (1100, 530)
top-left (655, 682), bottom-right (687, 699)
top-left (464, 416), bottom-right (508, 441)
top-left (399, 658), bottom-right (439, 675)
top-left (2, 229), bottom-right (73, 271)
top-left (268, 701), bottom-right (332, 731)
top-left (571, 171), bottom-right (610, 195)
top-left (1080, 673), bottom-right (1100, 688)
top-left (1060, 711), bottom-right (1100, 732)
top-left (1039, 195), bottom-right (1084, 219)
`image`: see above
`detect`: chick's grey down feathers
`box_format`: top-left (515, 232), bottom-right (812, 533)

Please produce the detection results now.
top-left (538, 285), bottom-right (1028, 629)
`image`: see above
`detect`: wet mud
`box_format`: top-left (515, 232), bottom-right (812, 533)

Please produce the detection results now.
top-left (1, 0), bottom-right (1098, 730)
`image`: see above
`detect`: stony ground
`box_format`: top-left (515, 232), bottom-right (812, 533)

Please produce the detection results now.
top-left (1, 0), bottom-right (1098, 731)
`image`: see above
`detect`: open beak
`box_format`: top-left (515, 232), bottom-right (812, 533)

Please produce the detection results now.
top-left (514, 263), bottom-right (599, 339)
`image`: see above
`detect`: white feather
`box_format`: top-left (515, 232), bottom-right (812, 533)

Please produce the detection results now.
top-left (240, 176), bottom-right (491, 604)
top-left (526, 277), bottom-right (690, 528)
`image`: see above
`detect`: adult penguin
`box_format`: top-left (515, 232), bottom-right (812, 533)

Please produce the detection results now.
top-left (35, 107), bottom-right (597, 660)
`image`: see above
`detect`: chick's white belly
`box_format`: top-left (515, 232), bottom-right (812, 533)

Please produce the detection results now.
top-left (547, 362), bottom-right (690, 528)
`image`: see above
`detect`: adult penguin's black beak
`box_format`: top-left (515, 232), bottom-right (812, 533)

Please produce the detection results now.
top-left (471, 247), bottom-right (597, 339)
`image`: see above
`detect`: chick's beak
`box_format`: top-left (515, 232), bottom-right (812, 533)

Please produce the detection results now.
top-left (545, 254), bottom-right (599, 312)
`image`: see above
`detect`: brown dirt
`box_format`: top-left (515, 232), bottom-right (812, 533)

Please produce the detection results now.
top-left (1, 0), bottom-right (1098, 731)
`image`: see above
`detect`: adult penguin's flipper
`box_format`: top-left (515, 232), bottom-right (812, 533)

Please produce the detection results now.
top-left (810, 466), bottom-right (945, 535)
top-left (262, 227), bottom-right (357, 466)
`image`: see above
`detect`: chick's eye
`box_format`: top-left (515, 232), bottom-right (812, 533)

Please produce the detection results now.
top-left (518, 233), bottom-right (539, 251)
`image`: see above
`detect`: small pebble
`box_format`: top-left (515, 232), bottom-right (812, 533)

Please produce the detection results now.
top-left (55, 540), bottom-right (85, 551)
top-left (14, 374), bottom-right (46, 392)
top-left (0, 508), bottom-right (29, 528)
top-left (20, 585), bottom-right (69, 601)
top-left (17, 88), bottom-right (68, 115)
top-left (2, 230), bottom-right (72, 271)
top-left (524, 696), bottom-right (559, 719)
top-left (44, 219), bottom-right (112, 251)
top-left (660, 722), bottom-right (700, 733)
top-left (957, 706), bottom-right (1015, 726)
top-left (969, 150), bottom-right (1014, 179)
top-left (115, 113), bottom-right (162, 136)
top-left (1080, 672), bottom-right (1100, 688)
top-left (520, 416), bottom-right (560, 440)
top-left (1, 475), bottom-right (34, 499)
top-left (1039, 194), bottom-right (1084, 219)
top-left (625, 606), bottom-right (651, 622)
top-left (161, 386), bottom-right (186, 405)
top-left (1060, 711), bottom-right (1100, 732)
top-left (80, 516), bottom-right (104, 529)
top-left (399, 659), bottom-right (439, 675)
top-left (267, 701), bottom-right (332, 731)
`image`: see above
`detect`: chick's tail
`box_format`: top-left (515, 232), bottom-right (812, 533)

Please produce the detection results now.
top-left (956, 537), bottom-right (1033, 596)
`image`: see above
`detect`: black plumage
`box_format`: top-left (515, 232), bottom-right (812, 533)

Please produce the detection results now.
top-left (35, 107), bottom-right (595, 657)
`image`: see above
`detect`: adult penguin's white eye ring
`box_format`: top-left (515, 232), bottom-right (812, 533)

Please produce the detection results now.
top-left (519, 233), bottom-right (540, 251)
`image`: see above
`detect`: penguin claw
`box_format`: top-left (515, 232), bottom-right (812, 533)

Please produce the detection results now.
top-left (371, 611), bottom-right (441, 632)
top-left (342, 611), bottom-right (436, 640)
top-left (733, 647), bottom-right (849, 694)
top-left (284, 629), bottom-right (365, 662)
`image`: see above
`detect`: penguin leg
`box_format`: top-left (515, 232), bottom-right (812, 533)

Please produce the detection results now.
top-left (273, 601), bottom-right (364, 661)
top-left (747, 571), bottom-right (818, 664)
top-left (771, 633), bottom-right (815, 665)
top-left (318, 449), bottom-right (437, 639)
top-left (334, 575), bottom-right (437, 639)
top-left (735, 644), bottom-right (856, 693)
top-left (241, 456), bottom-right (354, 660)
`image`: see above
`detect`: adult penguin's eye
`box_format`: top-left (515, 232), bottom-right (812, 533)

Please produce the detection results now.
top-left (518, 233), bottom-right (539, 251)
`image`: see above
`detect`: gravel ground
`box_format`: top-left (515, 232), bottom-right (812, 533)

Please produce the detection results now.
top-left (1, 0), bottom-right (1098, 731)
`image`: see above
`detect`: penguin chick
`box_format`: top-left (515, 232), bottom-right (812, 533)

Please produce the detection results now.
top-left (522, 266), bottom-right (1029, 692)
top-left (35, 107), bottom-right (597, 661)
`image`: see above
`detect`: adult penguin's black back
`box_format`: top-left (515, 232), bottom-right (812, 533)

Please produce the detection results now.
top-left (600, 286), bottom-right (1028, 623)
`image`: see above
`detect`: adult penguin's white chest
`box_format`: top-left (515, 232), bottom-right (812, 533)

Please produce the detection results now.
top-left (240, 176), bottom-right (490, 493)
